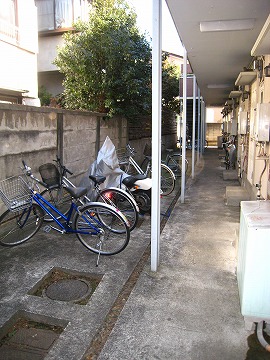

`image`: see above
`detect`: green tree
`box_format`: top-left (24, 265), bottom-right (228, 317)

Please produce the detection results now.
top-left (54, 0), bottom-right (152, 119)
top-left (162, 52), bottom-right (180, 114)
top-left (38, 85), bottom-right (52, 106)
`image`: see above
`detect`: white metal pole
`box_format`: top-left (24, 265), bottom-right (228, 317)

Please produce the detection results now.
top-left (201, 100), bottom-right (205, 152)
top-left (180, 47), bottom-right (187, 203)
top-left (192, 75), bottom-right (196, 179)
top-left (197, 88), bottom-right (201, 163)
top-left (151, 0), bottom-right (162, 272)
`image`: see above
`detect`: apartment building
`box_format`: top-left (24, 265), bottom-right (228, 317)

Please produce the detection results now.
top-left (0, 0), bottom-right (39, 104)
top-left (36, 0), bottom-right (91, 97)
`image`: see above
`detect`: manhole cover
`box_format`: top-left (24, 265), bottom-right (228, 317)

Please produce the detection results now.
top-left (44, 279), bottom-right (92, 302)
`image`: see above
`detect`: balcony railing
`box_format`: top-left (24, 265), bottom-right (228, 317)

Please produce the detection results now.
top-left (0, 20), bottom-right (19, 45)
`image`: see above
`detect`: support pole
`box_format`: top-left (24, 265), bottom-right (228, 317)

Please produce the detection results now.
top-left (180, 48), bottom-right (187, 203)
top-left (151, 0), bottom-right (162, 272)
top-left (192, 75), bottom-right (196, 179)
top-left (201, 100), bottom-right (205, 153)
top-left (197, 88), bottom-right (201, 163)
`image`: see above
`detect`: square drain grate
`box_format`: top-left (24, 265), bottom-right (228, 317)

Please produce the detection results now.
top-left (0, 311), bottom-right (67, 360)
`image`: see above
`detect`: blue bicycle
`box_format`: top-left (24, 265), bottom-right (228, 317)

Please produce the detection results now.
top-left (0, 161), bottom-right (130, 260)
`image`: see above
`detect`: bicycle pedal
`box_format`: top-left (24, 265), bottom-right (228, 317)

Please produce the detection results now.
top-left (43, 225), bottom-right (51, 233)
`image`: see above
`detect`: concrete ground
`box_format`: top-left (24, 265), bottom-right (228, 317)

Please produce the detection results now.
top-left (0, 148), bottom-right (261, 359)
top-left (96, 148), bottom-right (252, 360)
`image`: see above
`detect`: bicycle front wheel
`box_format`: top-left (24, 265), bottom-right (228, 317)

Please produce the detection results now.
top-left (0, 204), bottom-right (44, 246)
top-left (160, 163), bottom-right (175, 196)
top-left (74, 203), bottom-right (130, 255)
top-left (40, 187), bottom-right (72, 222)
top-left (95, 188), bottom-right (139, 231)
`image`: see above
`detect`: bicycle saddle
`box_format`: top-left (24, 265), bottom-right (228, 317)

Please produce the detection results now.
top-left (89, 175), bottom-right (106, 185)
top-left (65, 186), bottom-right (88, 199)
top-left (122, 174), bottom-right (147, 187)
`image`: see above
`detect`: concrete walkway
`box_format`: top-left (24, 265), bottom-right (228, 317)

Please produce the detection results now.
top-left (96, 148), bottom-right (251, 360)
top-left (0, 148), bottom-right (255, 359)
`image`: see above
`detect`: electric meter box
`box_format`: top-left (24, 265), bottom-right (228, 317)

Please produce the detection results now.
top-left (239, 111), bottom-right (248, 135)
top-left (256, 103), bottom-right (270, 142)
top-left (231, 118), bottom-right (237, 135)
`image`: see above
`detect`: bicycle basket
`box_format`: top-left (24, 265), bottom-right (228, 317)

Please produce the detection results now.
top-left (0, 175), bottom-right (32, 212)
top-left (39, 163), bottom-right (60, 187)
top-left (116, 148), bottom-right (129, 166)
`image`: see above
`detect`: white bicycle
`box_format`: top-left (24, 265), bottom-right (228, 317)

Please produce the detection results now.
top-left (117, 144), bottom-right (176, 196)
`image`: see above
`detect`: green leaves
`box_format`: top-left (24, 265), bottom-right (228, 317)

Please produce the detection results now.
top-left (54, 0), bottom-right (180, 119)
top-left (54, 0), bottom-right (151, 119)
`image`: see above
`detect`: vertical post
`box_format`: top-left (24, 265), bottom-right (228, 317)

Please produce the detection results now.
top-left (95, 116), bottom-right (101, 159)
top-left (201, 100), bottom-right (205, 152)
top-left (197, 88), bottom-right (201, 163)
top-left (57, 112), bottom-right (63, 162)
top-left (192, 75), bottom-right (196, 179)
top-left (180, 47), bottom-right (187, 203)
top-left (151, 0), bottom-right (162, 272)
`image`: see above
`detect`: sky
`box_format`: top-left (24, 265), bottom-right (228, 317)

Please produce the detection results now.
top-left (128, 0), bottom-right (184, 56)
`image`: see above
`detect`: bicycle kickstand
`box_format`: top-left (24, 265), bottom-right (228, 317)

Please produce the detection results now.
top-left (96, 241), bottom-right (102, 267)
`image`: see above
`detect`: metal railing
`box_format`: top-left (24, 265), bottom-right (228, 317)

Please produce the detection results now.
top-left (0, 20), bottom-right (19, 45)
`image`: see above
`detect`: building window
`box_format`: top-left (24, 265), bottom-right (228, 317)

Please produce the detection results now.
top-left (35, 0), bottom-right (90, 32)
top-left (0, 0), bottom-right (19, 44)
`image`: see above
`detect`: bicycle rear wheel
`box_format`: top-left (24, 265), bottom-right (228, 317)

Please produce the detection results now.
top-left (167, 154), bottom-right (188, 177)
top-left (95, 187), bottom-right (139, 231)
top-left (160, 163), bottom-right (175, 196)
top-left (74, 203), bottom-right (130, 255)
top-left (140, 158), bottom-right (150, 175)
top-left (0, 204), bottom-right (44, 246)
top-left (141, 159), bottom-right (175, 196)
top-left (40, 187), bottom-right (72, 222)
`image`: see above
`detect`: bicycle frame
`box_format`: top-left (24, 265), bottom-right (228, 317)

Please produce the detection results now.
top-left (127, 155), bottom-right (147, 175)
top-left (32, 192), bottom-right (101, 235)
top-left (62, 176), bottom-right (88, 204)
top-left (62, 176), bottom-right (135, 213)
top-left (55, 160), bottom-right (138, 212)
top-left (164, 154), bottom-right (177, 166)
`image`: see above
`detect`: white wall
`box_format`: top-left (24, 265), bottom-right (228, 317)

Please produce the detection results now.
top-left (0, 0), bottom-right (38, 99)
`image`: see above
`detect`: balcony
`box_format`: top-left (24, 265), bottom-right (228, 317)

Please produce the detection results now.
top-left (0, 20), bottom-right (19, 45)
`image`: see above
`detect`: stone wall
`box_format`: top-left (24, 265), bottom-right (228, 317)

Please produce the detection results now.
top-left (0, 104), bottom-right (128, 213)
top-left (0, 103), bottom-right (177, 213)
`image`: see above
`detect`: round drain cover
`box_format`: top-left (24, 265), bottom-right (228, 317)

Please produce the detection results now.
top-left (45, 279), bottom-right (91, 302)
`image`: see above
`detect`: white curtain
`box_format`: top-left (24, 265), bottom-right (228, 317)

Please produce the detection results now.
top-left (73, 0), bottom-right (90, 22)
top-left (36, 0), bottom-right (74, 30)
top-left (36, 0), bottom-right (54, 30)
top-left (55, 0), bottom-right (72, 28)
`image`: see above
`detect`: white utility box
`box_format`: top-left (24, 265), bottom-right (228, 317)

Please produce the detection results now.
top-left (237, 200), bottom-right (270, 329)
top-left (255, 103), bottom-right (270, 142)
top-left (239, 111), bottom-right (248, 135)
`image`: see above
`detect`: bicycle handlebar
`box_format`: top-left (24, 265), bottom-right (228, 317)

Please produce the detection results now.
top-left (54, 156), bottom-right (73, 176)
top-left (21, 160), bottom-right (47, 190)
top-left (22, 160), bottom-right (32, 175)
top-left (126, 143), bottom-right (136, 156)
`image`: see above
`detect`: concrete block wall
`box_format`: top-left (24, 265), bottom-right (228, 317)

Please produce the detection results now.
top-left (0, 104), bottom-right (128, 213)
top-left (0, 104), bottom-right (176, 215)
top-left (0, 105), bottom-right (58, 180)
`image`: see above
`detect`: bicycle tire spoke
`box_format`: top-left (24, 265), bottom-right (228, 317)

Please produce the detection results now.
top-left (0, 205), bottom-right (44, 246)
top-left (75, 204), bottom-right (130, 255)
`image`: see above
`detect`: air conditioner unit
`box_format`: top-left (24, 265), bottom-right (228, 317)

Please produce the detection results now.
top-left (237, 200), bottom-right (270, 330)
